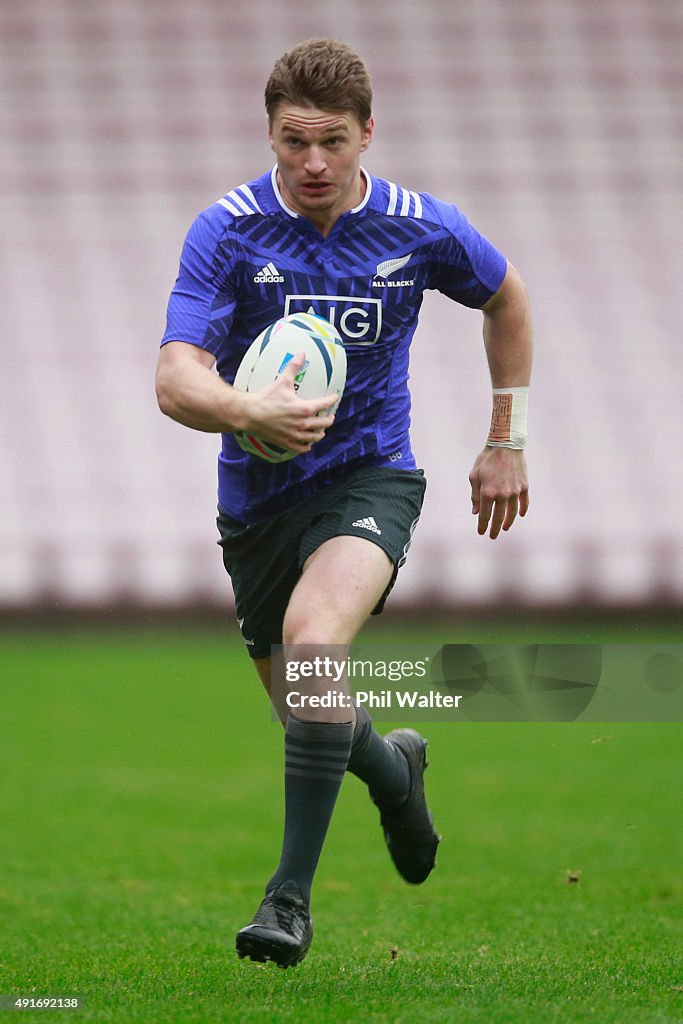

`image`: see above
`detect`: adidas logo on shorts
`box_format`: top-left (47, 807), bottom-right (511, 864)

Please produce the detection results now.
top-left (351, 516), bottom-right (382, 535)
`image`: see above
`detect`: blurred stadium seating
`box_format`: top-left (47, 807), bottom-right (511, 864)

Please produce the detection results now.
top-left (1, 0), bottom-right (681, 609)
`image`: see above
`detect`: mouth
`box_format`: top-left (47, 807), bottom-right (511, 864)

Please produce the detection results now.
top-left (301, 181), bottom-right (333, 195)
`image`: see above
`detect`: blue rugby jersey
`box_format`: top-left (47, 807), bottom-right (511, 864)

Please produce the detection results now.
top-left (162, 167), bottom-right (507, 522)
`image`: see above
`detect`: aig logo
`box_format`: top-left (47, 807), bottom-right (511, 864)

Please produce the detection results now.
top-left (284, 294), bottom-right (382, 346)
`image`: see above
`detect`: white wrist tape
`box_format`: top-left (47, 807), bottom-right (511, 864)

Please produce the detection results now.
top-left (486, 387), bottom-right (528, 450)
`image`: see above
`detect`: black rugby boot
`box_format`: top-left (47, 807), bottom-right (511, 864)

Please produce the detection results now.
top-left (236, 880), bottom-right (313, 968)
top-left (371, 729), bottom-right (440, 884)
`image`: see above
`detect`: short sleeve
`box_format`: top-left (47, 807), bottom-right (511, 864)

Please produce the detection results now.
top-left (426, 199), bottom-right (507, 308)
top-left (161, 207), bottom-right (237, 357)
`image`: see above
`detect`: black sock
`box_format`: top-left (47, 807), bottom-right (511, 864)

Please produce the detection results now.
top-left (347, 703), bottom-right (410, 804)
top-left (266, 714), bottom-right (353, 904)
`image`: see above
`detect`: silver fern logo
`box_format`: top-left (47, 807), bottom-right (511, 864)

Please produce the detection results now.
top-left (373, 253), bottom-right (415, 288)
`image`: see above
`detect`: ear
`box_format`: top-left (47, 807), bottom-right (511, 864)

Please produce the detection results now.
top-left (360, 115), bottom-right (374, 153)
top-left (267, 114), bottom-right (275, 152)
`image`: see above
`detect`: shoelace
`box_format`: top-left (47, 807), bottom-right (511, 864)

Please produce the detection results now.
top-left (254, 892), bottom-right (306, 933)
top-left (272, 895), bottom-right (307, 934)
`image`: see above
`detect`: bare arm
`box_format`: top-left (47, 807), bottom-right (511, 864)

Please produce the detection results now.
top-left (156, 341), bottom-right (248, 432)
top-left (155, 341), bottom-right (335, 453)
top-left (481, 261), bottom-right (532, 388)
top-left (469, 262), bottom-right (533, 539)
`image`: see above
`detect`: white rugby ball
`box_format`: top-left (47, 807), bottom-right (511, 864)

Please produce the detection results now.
top-left (232, 312), bottom-right (347, 462)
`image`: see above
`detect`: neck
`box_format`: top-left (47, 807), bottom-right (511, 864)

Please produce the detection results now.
top-left (276, 169), bottom-right (367, 237)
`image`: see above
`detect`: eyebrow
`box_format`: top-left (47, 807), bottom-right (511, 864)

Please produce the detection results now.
top-left (280, 123), bottom-right (350, 136)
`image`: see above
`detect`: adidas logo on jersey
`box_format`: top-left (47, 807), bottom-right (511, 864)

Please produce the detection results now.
top-left (351, 516), bottom-right (382, 535)
top-left (254, 262), bottom-right (285, 284)
top-left (372, 253), bottom-right (414, 288)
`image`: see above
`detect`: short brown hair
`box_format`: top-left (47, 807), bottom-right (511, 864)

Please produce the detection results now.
top-left (265, 39), bottom-right (373, 127)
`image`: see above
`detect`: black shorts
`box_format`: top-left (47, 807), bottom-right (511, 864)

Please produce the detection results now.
top-left (216, 466), bottom-right (426, 659)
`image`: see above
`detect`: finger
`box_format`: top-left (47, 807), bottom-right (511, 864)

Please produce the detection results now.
top-left (477, 494), bottom-right (493, 535)
top-left (304, 393), bottom-right (340, 417)
top-left (279, 351), bottom-right (307, 384)
top-left (502, 495), bottom-right (519, 532)
top-left (469, 473), bottom-right (481, 515)
top-left (519, 488), bottom-right (530, 517)
top-left (298, 426), bottom-right (326, 444)
top-left (287, 436), bottom-right (317, 453)
top-left (303, 412), bottom-right (335, 431)
top-left (488, 498), bottom-right (508, 540)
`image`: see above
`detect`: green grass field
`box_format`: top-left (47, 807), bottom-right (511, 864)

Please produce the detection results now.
top-left (2, 621), bottom-right (682, 1023)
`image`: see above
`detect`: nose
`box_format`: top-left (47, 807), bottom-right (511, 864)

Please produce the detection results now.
top-left (304, 145), bottom-right (327, 176)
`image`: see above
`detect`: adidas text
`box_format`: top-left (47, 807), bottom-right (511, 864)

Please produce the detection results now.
top-left (351, 516), bottom-right (382, 535)
top-left (254, 262), bottom-right (285, 284)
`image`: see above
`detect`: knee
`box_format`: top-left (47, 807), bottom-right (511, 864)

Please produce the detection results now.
top-left (282, 604), bottom-right (347, 647)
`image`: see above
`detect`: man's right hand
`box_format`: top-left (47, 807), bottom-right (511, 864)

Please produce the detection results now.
top-left (244, 351), bottom-right (337, 453)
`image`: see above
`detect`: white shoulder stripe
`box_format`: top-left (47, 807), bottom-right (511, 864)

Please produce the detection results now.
top-left (216, 197), bottom-right (241, 215)
top-left (386, 182), bottom-right (422, 219)
top-left (238, 184), bottom-right (262, 213)
top-left (216, 185), bottom-right (262, 217)
top-left (227, 189), bottom-right (255, 215)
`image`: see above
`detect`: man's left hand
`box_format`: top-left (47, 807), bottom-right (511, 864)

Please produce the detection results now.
top-left (469, 447), bottom-right (529, 539)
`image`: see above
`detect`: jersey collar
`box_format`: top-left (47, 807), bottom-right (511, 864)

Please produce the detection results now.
top-left (270, 165), bottom-right (373, 219)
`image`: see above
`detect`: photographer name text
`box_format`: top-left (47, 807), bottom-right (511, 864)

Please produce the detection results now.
top-left (285, 690), bottom-right (462, 709)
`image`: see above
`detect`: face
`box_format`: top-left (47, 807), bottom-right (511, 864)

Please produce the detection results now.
top-left (269, 104), bottom-right (374, 233)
